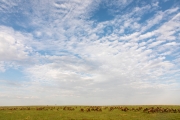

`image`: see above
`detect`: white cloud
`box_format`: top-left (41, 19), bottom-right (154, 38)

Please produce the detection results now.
top-left (0, 26), bottom-right (33, 60)
top-left (152, 1), bottom-right (159, 7)
top-left (0, 61), bottom-right (5, 72)
top-left (0, 0), bottom-right (18, 13)
top-left (148, 41), bottom-right (164, 48)
top-left (0, 0), bottom-right (180, 105)
top-left (119, 32), bottom-right (140, 41)
top-left (138, 32), bottom-right (156, 40)
top-left (0, 26), bottom-right (48, 73)
top-left (156, 12), bottom-right (180, 41)
top-left (21, 1), bottom-right (180, 104)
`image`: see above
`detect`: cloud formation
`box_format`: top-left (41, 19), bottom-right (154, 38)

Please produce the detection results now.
top-left (0, 0), bottom-right (180, 105)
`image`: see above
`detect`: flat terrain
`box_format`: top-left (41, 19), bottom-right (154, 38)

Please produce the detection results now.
top-left (0, 105), bottom-right (180, 120)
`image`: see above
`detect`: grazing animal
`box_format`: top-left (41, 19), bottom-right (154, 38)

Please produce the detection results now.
top-left (80, 108), bottom-right (84, 112)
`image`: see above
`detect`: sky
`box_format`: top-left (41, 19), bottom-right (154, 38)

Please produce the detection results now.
top-left (0, 0), bottom-right (180, 106)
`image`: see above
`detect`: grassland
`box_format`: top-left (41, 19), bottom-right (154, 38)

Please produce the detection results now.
top-left (0, 105), bottom-right (180, 120)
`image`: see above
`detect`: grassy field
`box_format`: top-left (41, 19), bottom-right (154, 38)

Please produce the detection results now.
top-left (0, 105), bottom-right (180, 120)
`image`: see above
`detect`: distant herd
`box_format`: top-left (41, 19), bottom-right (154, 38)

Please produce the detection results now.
top-left (0, 106), bottom-right (180, 114)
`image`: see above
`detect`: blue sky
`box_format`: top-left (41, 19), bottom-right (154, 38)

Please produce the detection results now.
top-left (0, 0), bottom-right (180, 106)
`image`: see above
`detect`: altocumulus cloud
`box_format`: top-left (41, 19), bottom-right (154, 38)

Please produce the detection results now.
top-left (0, 0), bottom-right (180, 106)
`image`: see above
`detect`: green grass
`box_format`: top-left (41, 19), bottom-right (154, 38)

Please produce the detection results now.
top-left (0, 105), bottom-right (180, 120)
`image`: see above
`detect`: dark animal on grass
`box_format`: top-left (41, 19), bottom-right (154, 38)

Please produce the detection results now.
top-left (80, 108), bottom-right (84, 112)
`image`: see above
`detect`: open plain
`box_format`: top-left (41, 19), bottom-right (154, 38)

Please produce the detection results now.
top-left (0, 105), bottom-right (180, 120)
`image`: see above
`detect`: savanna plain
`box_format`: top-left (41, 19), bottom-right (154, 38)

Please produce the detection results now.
top-left (0, 105), bottom-right (180, 120)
